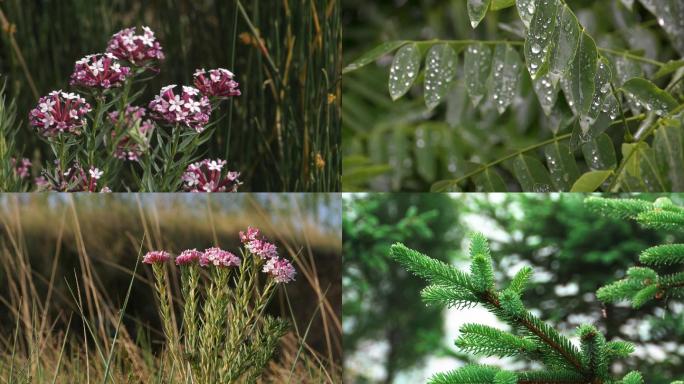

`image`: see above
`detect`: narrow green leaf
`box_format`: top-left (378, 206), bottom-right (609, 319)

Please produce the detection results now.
top-left (524, 0), bottom-right (560, 79)
top-left (474, 168), bottom-right (507, 191)
top-left (561, 32), bottom-right (598, 117)
top-left (654, 123), bottom-right (684, 190)
top-left (468, 0), bottom-right (491, 28)
top-left (580, 57), bottom-right (613, 133)
top-left (343, 41), bottom-right (407, 74)
top-left (465, 43), bottom-right (493, 106)
top-left (389, 43), bottom-right (422, 100)
top-left (544, 141), bottom-right (580, 190)
top-left (491, 0), bottom-right (516, 10)
top-left (582, 133), bottom-right (617, 170)
top-left (548, 4), bottom-right (581, 83)
top-left (570, 170), bottom-right (612, 192)
top-left (489, 44), bottom-right (522, 114)
top-left (516, 0), bottom-right (536, 29)
top-left (622, 78), bottom-right (678, 116)
top-left (533, 73), bottom-right (560, 116)
top-left (653, 59), bottom-right (684, 79)
top-left (425, 44), bottom-right (458, 110)
top-left (511, 154), bottom-right (553, 191)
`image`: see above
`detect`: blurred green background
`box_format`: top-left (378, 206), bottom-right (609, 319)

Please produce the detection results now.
top-left (342, 0), bottom-right (680, 191)
top-left (0, 0), bottom-right (340, 191)
top-left (343, 193), bottom-right (684, 383)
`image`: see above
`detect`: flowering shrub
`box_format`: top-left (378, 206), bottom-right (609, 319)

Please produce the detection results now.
top-left (142, 227), bottom-right (294, 382)
top-left (23, 26), bottom-right (240, 192)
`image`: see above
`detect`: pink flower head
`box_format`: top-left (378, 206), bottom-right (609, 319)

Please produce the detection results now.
top-left (239, 227), bottom-right (278, 260)
top-left (239, 227), bottom-right (260, 243)
top-left (181, 158), bottom-right (241, 192)
top-left (11, 158), bottom-right (31, 179)
top-left (176, 249), bottom-right (203, 266)
top-left (143, 250), bottom-right (171, 264)
top-left (41, 162), bottom-right (108, 192)
top-left (148, 85), bottom-right (211, 132)
top-left (262, 258), bottom-right (296, 283)
top-left (106, 26), bottom-right (165, 66)
top-left (109, 106), bottom-right (155, 161)
top-left (70, 53), bottom-right (131, 89)
top-left (29, 91), bottom-right (91, 136)
top-left (200, 247), bottom-right (241, 268)
top-left (193, 68), bottom-right (241, 98)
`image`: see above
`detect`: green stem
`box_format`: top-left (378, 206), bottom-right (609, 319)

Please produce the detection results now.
top-left (88, 97), bottom-right (105, 166)
top-left (152, 263), bottom-right (179, 372)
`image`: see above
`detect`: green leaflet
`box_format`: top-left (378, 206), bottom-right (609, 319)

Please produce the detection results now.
top-left (544, 141), bottom-right (580, 191)
top-left (620, 142), bottom-right (667, 192)
top-left (343, 41), bottom-right (407, 74)
top-left (516, 0), bottom-right (536, 29)
top-left (511, 154), bottom-right (553, 191)
top-left (570, 170), bottom-right (612, 192)
top-left (561, 32), bottom-right (598, 117)
top-left (524, 0), bottom-right (560, 79)
top-left (388, 43), bottom-right (422, 100)
top-left (425, 44), bottom-right (458, 110)
top-left (580, 57), bottom-right (613, 134)
top-left (582, 133), bottom-right (617, 170)
top-left (414, 125), bottom-right (437, 181)
top-left (491, 0), bottom-right (516, 10)
top-left (465, 43), bottom-right (493, 106)
top-left (653, 59), bottom-right (684, 80)
top-left (468, 0), bottom-right (491, 28)
top-left (474, 168), bottom-right (507, 191)
top-left (430, 180), bottom-right (462, 192)
top-left (548, 4), bottom-right (581, 84)
top-left (622, 78), bottom-right (678, 116)
top-left (488, 44), bottom-right (522, 114)
top-left (533, 73), bottom-right (560, 116)
top-left (654, 123), bottom-right (684, 190)
top-left (638, 0), bottom-right (684, 56)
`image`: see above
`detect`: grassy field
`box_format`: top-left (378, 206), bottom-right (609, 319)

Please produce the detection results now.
top-left (0, 194), bottom-right (341, 382)
top-left (0, 0), bottom-right (340, 191)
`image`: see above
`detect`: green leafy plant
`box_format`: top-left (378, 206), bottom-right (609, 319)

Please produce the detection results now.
top-left (586, 196), bottom-right (684, 308)
top-left (391, 233), bottom-right (645, 383)
top-left (343, 0), bottom-right (684, 192)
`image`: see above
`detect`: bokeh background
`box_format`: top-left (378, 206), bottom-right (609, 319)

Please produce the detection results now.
top-left (0, 0), bottom-right (340, 191)
top-left (0, 193), bottom-right (341, 382)
top-left (343, 193), bottom-right (684, 383)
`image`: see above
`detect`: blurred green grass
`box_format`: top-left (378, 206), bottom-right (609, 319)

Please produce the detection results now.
top-left (0, 0), bottom-right (340, 192)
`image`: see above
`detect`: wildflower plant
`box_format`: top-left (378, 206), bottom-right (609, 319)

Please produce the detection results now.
top-left (142, 227), bottom-right (295, 382)
top-left (25, 26), bottom-right (241, 192)
top-left (391, 233), bottom-right (645, 383)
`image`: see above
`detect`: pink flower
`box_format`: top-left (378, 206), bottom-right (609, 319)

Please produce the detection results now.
top-left (239, 226), bottom-right (278, 260)
top-left (108, 106), bottom-right (155, 161)
top-left (29, 91), bottom-right (91, 136)
top-left (176, 249), bottom-right (203, 266)
top-left (148, 85), bottom-right (211, 132)
top-left (70, 53), bottom-right (131, 89)
top-left (106, 26), bottom-right (165, 67)
top-left (193, 68), bottom-right (241, 98)
top-left (41, 162), bottom-right (108, 192)
top-left (181, 159), bottom-right (241, 192)
top-left (11, 158), bottom-right (31, 179)
top-left (200, 247), bottom-right (241, 268)
top-left (239, 227), bottom-right (260, 243)
top-left (262, 258), bottom-right (296, 283)
top-left (143, 250), bottom-right (171, 264)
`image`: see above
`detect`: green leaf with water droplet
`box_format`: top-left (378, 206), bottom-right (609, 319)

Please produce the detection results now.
top-left (468, 0), bottom-right (491, 28)
top-left (548, 4), bottom-right (581, 83)
top-left (654, 123), bottom-right (684, 190)
top-left (561, 32), bottom-right (598, 117)
top-left (525, 0), bottom-right (560, 79)
top-left (533, 73), bottom-right (560, 116)
top-left (516, 0), bottom-right (536, 29)
top-left (620, 142), bottom-right (667, 191)
top-left (621, 78), bottom-right (678, 116)
top-left (511, 154), bottom-right (553, 191)
top-left (465, 43), bottom-right (492, 107)
top-left (570, 170), bottom-right (613, 192)
top-left (544, 141), bottom-right (580, 190)
top-left (424, 44), bottom-right (458, 110)
top-left (638, 0), bottom-right (684, 56)
top-left (491, 0), bottom-right (516, 10)
top-left (474, 168), bottom-right (507, 191)
top-left (582, 133), bottom-right (617, 170)
top-left (343, 41), bottom-right (407, 74)
top-left (488, 44), bottom-right (522, 114)
top-left (580, 57), bottom-right (613, 133)
top-left (388, 43), bottom-right (422, 101)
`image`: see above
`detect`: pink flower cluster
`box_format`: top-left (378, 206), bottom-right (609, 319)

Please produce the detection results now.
top-left (143, 250), bottom-right (171, 264)
top-left (148, 85), bottom-right (211, 132)
top-left (240, 226), bottom-right (296, 283)
top-left (41, 163), bottom-right (108, 192)
top-left (29, 91), bottom-right (91, 136)
top-left (108, 106), bottom-right (154, 161)
top-left (182, 159), bottom-right (241, 192)
top-left (263, 257), bottom-right (297, 283)
top-left (70, 53), bottom-right (131, 89)
top-left (11, 158), bottom-right (31, 179)
top-left (106, 26), bottom-right (165, 66)
top-left (201, 247), bottom-right (242, 267)
top-left (193, 68), bottom-right (241, 98)
top-left (175, 249), bottom-right (203, 265)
